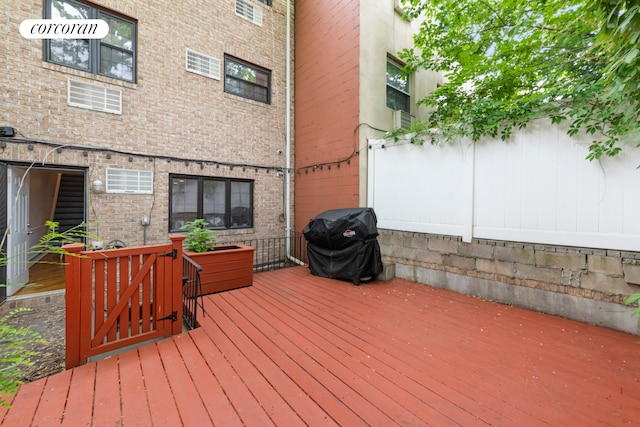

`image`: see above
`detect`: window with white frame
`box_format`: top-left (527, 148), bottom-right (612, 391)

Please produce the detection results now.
top-left (44, 0), bottom-right (137, 83)
top-left (386, 58), bottom-right (410, 113)
top-left (169, 175), bottom-right (253, 231)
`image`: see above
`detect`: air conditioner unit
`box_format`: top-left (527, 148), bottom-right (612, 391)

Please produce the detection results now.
top-left (393, 110), bottom-right (415, 130)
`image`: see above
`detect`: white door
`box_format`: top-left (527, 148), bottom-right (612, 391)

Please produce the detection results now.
top-left (6, 168), bottom-right (29, 295)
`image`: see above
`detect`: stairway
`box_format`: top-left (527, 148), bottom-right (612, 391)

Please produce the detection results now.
top-left (53, 173), bottom-right (85, 232)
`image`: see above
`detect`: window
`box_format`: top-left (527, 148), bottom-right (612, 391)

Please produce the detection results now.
top-left (170, 175), bottom-right (253, 231)
top-left (44, 0), bottom-right (136, 82)
top-left (386, 58), bottom-right (410, 113)
top-left (224, 56), bottom-right (271, 104)
top-left (257, 0), bottom-right (271, 5)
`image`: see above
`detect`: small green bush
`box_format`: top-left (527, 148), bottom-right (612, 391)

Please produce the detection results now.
top-left (181, 219), bottom-right (217, 253)
top-left (0, 309), bottom-right (46, 407)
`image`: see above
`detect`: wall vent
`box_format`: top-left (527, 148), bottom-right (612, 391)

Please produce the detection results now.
top-left (186, 49), bottom-right (221, 80)
top-left (68, 80), bottom-right (122, 114)
top-left (106, 168), bottom-right (153, 194)
top-left (393, 110), bottom-right (415, 130)
top-left (235, 0), bottom-right (263, 26)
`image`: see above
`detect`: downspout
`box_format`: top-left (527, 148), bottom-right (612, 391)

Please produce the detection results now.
top-left (285, 0), bottom-right (304, 266)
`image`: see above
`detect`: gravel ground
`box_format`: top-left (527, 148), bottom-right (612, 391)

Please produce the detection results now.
top-left (3, 301), bottom-right (66, 382)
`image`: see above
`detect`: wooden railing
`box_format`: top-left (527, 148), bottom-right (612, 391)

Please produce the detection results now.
top-left (63, 235), bottom-right (184, 369)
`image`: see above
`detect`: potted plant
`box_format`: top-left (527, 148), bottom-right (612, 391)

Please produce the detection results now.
top-left (180, 219), bottom-right (255, 295)
top-left (182, 218), bottom-right (217, 252)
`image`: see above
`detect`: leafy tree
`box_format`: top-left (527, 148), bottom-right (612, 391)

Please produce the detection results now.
top-left (393, 0), bottom-right (640, 160)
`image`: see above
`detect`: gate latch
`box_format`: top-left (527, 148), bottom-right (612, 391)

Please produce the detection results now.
top-left (158, 310), bottom-right (178, 322)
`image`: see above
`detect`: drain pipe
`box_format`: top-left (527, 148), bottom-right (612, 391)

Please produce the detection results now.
top-left (284, 0), bottom-right (304, 266)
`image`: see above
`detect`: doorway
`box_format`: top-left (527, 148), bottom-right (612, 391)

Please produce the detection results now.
top-left (1, 164), bottom-right (86, 299)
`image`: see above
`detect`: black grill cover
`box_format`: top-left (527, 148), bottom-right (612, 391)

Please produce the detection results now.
top-left (303, 208), bottom-right (383, 285)
top-left (302, 207), bottom-right (380, 249)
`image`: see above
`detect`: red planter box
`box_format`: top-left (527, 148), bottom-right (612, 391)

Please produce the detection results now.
top-left (185, 243), bottom-right (255, 295)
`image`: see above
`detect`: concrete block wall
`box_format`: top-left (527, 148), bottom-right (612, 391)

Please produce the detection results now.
top-left (379, 229), bottom-right (640, 335)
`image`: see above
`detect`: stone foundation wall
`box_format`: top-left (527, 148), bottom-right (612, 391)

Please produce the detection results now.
top-left (379, 229), bottom-right (640, 335)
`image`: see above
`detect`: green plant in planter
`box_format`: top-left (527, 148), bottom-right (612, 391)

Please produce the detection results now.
top-left (181, 219), bottom-right (217, 253)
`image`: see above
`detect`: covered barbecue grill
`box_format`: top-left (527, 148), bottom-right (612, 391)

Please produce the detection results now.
top-left (302, 207), bottom-right (383, 285)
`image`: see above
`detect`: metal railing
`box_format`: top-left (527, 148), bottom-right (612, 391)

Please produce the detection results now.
top-left (181, 254), bottom-right (204, 330)
top-left (223, 232), bottom-right (308, 273)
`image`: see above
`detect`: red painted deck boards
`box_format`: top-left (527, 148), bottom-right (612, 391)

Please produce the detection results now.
top-left (2, 266), bottom-right (640, 426)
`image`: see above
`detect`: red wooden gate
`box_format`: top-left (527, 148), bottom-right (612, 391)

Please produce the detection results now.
top-left (64, 235), bottom-right (184, 369)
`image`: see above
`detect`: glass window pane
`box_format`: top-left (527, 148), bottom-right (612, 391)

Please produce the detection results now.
top-left (51, 0), bottom-right (89, 19)
top-left (100, 45), bottom-right (133, 80)
top-left (49, 39), bottom-right (90, 70)
top-left (230, 182), bottom-right (251, 227)
top-left (226, 60), bottom-right (256, 82)
top-left (225, 76), bottom-right (242, 96)
top-left (100, 15), bottom-right (133, 50)
top-left (171, 177), bottom-right (198, 230)
top-left (386, 86), bottom-right (410, 112)
top-left (387, 60), bottom-right (408, 93)
top-left (203, 180), bottom-right (227, 228)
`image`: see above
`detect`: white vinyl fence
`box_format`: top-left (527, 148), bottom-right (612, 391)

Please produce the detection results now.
top-left (368, 120), bottom-right (640, 252)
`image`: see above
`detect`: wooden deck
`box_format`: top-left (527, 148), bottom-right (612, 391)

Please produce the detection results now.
top-left (2, 266), bottom-right (640, 426)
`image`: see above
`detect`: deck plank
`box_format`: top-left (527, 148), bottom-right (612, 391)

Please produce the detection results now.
top-left (207, 293), bottom-right (342, 426)
top-left (172, 330), bottom-right (244, 427)
top-left (156, 337), bottom-right (213, 426)
top-left (188, 323), bottom-right (276, 426)
top-left (137, 342), bottom-right (183, 426)
top-left (197, 308), bottom-right (307, 427)
top-left (30, 369), bottom-right (72, 427)
top-left (0, 378), bottom-right (44, 427)
top-left (215, 290), bottom-right (366, 426)
top-left (248, 273), bottom-right (478, 426)
top-left (264, 272), bottom-right (553, 424)
top-left (93, 355), bottom-right (122, 426)
top-left (60, 362), bottom-right (96, 427)
top-left (3, 266), bottom-right (640, 426)
top-left (118, 349), bottom-right (153, 426)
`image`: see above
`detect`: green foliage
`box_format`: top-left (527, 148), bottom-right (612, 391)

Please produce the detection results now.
top-left (0, 310), bottom-right (45, 407)
top-left (0, 220), bottom-right (88, 267)
top-left (394, 0), bottom-right (640, 159)
top-left (625, 293), bottom-right (640, 317)
top-left (181, 219), bottom-right (217, 253)
top-left (0, 310), bottom-right (46, 407)
top-left (0, 221), bottom-right (89, 407)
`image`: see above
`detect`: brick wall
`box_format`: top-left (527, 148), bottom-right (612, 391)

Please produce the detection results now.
top-left (2, 0), bottom-right (293, 245)
top-left (294, 0), bottom-right (361, 232)
top-left (380, 229), bottom-right (640, 335)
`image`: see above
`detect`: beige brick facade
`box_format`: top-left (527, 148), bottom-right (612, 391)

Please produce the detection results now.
top-left (1, 0), bottom-right (293, 247)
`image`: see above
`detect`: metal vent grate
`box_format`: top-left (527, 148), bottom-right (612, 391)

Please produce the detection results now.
top-left (186, 49), bottom-right (221, 80)
top-left (106, 168), bottom-right (153, 194)
top-left (393, 110), bottom-right (415, 130)
top-left (68, 80), bottom-right (122, 114)
top-left (235, 0), bottom-right (263, 26)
